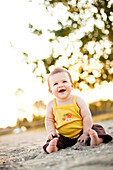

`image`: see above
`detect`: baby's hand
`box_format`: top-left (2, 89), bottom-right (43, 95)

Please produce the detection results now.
top-left (48, 131), bottom-right (59, 140)
top-left (77, 134), bottom-right (89, 144)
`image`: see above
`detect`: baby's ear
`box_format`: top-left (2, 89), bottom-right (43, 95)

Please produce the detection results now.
top-left (71, 83), bottom-right (74, 88)
top-left (48, 88), bottom-right (52, 93)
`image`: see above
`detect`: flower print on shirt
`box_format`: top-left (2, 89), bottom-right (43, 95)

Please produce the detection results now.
top-left (62, 113), bottom-right (72, 122)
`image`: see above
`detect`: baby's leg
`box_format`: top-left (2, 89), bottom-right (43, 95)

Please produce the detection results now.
top-left (88, 128), bottom-right (103, 146)
top-left (46, 138), bottom-right (58, 153)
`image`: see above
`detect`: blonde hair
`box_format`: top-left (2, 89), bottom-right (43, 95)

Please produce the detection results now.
top-left (47, 67), bottom-right (73, 88)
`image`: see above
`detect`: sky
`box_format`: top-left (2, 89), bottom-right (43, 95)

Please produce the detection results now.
top-left (0, 0), bottom-right (52, 128)
top-left (0, 0), bottom-right (113, 128)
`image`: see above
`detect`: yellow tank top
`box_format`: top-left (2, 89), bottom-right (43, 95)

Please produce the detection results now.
top-left (53, 96), bottom-right (83, 139)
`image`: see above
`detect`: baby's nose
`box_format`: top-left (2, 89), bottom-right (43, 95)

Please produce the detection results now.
top-left (58, 83), bottom-right (64, 87)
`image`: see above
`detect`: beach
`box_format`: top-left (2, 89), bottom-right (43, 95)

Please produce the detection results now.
top-left (0, 119), bottom-right (113, 170)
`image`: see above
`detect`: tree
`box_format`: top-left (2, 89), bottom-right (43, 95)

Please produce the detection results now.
top-left (24, 0), bottom-right (113, 90)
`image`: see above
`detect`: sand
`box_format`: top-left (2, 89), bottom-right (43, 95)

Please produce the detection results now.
top-left (0, 119), bottom-right (113, 170)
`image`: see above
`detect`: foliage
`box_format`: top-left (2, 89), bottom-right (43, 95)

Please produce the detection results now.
top-left (89, 99), bottom-right (113, 115)
top-left (93, 112), bottom-right (113, 122)
top-left (33, 100), bottom-right (46, 110)
top-left (32, 114), bottom-right (44, 121)
top-left (24, 0), bottom-right (113, 90)
top-left (16, 115), bottom-right (45, 129)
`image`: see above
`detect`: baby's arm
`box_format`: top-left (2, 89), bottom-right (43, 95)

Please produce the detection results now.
top-left (45, 100), bottom-right (59, 140)
top-left (76, 96), bottom-right (93, 143)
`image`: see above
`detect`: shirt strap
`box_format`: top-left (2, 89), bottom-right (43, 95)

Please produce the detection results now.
top-left (73, 95), bottom-right (80, 112)
top-left (73, 95), bottom-right (77, 105)
top-left (52, 98), bottom-right (57, 108)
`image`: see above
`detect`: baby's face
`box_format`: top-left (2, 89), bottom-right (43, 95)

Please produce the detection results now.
top-left (49, 72), bottom-right (73, 101)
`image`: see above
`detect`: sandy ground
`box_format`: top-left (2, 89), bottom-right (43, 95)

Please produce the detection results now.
top-left (0, 119), bottom-right (113, 170)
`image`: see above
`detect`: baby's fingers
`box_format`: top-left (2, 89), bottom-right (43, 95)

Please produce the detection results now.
top-left (77, 137), bottom-right (84, 143)
top-left (48, 134), bottom-right (53, 140)
top-left (56, 133), bottom-right (60, 138)
top-left (77, 137), bottom-right (81, 142)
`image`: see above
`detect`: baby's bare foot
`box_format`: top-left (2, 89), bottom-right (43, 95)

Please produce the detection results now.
top-left (88, 128), bottom-right (103, 146)
top-left (46, 138), bottom-right (58, 153)
top-left (88, 128), bottom-right (98, 146)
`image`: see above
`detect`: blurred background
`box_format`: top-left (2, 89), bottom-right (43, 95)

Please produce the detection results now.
top-left (0, 0), bottom-right (113, 135)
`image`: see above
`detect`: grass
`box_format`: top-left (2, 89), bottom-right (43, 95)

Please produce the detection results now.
top-left (93, 112), bottom-right (113, 122)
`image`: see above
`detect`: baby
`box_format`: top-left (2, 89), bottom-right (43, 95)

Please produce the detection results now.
top-left (43, 67), bottom-right (112, 153)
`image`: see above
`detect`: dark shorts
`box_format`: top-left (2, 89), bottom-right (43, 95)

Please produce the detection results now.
top-left (43, 124), bottom-right (112, 153)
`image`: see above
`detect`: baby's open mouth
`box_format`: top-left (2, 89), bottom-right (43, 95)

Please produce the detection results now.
top-left (58, 89), bottom-right (66, 93)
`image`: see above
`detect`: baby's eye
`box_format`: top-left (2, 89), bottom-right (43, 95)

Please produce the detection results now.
top-left (54, 82), bottom-right (58, 86)
top-left (63, 81), bottom-right (67, 83)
